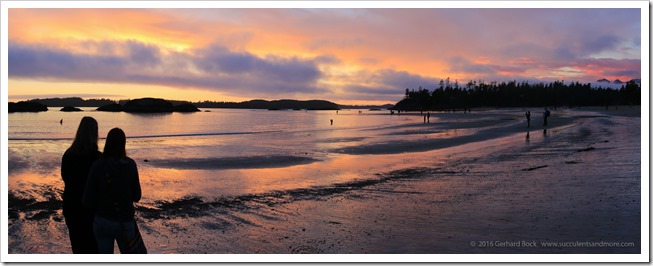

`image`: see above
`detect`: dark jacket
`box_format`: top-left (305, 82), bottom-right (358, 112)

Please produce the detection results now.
top-left (61, 150), bottom-right (102, 215)
top-left (83, 156), bottom-right (141, 222)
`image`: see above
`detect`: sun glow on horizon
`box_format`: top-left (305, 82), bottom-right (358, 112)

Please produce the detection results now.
top-left (7, 79), bottom-right (247, 103)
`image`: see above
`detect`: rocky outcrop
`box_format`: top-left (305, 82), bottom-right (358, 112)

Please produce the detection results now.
top-left (96, 98), bottom-right (200, 113)
top-left (173, 103), bottom-right (200, 112)
top-left (8, 101), bottom-right (48, 113)
top-left (122, 98), bottom-right (174, 113)
top-left (97, 103), bottom-right (123, 112)
top-left (60, 106), bottom-right (82, 112)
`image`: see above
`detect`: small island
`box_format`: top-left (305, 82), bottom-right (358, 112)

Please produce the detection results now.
top-left (122, 98), bottom-right (175, 113)
top-left (174, 103), bottom-right (201, 112)
top-left (21, 97), bottom-right (351, 112)
top-left (96, 98), bottom-right (201, 113)
top-left (8, 101), bottom-right (48, 113)
top-left (60, 106), bottom-right (82, 112)
top-left (96, 103), bottom-right (123, 112)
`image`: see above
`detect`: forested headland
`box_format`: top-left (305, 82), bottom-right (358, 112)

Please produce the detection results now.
top-left (392, 79), bottom-right (641, 111)
top-left (27, 97), bottom-right (116, 107)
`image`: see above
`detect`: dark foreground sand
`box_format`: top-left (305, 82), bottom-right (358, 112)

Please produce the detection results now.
top-left (7, 107), bottom-right (642, 259)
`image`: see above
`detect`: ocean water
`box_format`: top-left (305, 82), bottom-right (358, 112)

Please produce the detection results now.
top-left (9, 107), bottom-right (529, 204)
top-left (9, 108), bottom-right (399, 140)
top-left (9, 108), bottom-right (431, 201)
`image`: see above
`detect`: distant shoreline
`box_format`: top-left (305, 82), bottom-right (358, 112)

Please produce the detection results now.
top-left (10, 97), bottom-right (394, 111)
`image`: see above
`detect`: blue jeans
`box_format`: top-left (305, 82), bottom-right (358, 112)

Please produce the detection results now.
top-left (93, 215), bottom-right (136, 254)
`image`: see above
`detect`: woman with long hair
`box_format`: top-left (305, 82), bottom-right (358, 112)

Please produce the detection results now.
top-left (83, 128), bottom-right (145, 253)
top-left (61, 116), bottom-right (101, 253)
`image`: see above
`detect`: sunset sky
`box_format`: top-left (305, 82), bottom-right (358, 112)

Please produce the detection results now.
top-left (6, 4), bottom-right (643, 105)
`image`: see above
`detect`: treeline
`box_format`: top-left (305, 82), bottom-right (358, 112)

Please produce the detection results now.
top-left (192, 99), bottom-right (340, 110)
top-left (115, 99), bottom-right (339, 109)
top-left (29, 97), bottom-right (340, 110)
top-left (31, 97), bottom-right (116, 107)
top-left (393, 79), bottom-right (641, 111)
top-left (340, 104), bottom-right (395, 110)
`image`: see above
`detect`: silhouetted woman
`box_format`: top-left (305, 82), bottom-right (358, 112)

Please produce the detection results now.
top-left (61, 116), bottom-right (101, 253)
top-left (83, 128), bottom-right (145, 253)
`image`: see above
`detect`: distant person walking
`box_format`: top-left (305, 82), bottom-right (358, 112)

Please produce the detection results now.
top-left (427, 112), bottom-right (431, 123)
top-left (84, 128), bottom-right (146, 254)
top-left (330, 119), bottom-right (333, 126)
top-left (61, 116), bottom-right (101, 254)
top-left (525, 111), bottom-right (531, 128)
top-left (543, 108), bottom-right (551, 126)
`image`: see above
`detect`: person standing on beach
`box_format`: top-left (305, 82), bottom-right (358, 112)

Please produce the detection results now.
top-left (525, 111), bottom-right (531, 128)
top-left (84, 128), bottom-right (145, 254)
top-left (427, 112), bottom-right (430, 123)
top-left (543, 108), bottom-right (550, 126)
top-left (61, 116), bottom-right (101, 253)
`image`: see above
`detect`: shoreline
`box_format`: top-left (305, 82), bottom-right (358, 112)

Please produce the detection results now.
top-left (141, 109), bottom-right (641, 254)
top-left (178, 110), bottom-right (638, 254)
top-left (7, 108), bottom-right (641, 254)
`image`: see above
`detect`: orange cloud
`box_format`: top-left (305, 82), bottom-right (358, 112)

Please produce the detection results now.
top-left (10, 9), bottom-right (205, 52)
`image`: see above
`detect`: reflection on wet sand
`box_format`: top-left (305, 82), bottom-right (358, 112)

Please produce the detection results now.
top-left (7, 107), bottom-right (642, 254)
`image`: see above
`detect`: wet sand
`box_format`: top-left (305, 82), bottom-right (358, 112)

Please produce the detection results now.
top-left (6, 107), bottom-right (642, 257)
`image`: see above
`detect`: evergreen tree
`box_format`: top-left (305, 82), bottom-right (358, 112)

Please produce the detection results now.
top-left (392, 79), bottom-right (640, 111)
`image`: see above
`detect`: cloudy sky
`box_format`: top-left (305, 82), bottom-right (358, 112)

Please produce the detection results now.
top-left (7, 6), bottom-right (642, 105)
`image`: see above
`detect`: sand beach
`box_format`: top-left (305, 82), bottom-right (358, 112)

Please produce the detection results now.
top-left (7, 107), bottom-right (642, 256)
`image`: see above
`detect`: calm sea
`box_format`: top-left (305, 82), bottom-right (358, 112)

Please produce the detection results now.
top-left (8, 108), bottom-right (402, 140)
top-left (9, 108), bottom-right (429, 202)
